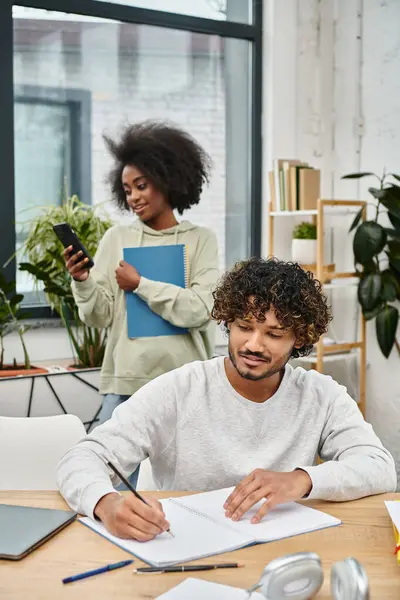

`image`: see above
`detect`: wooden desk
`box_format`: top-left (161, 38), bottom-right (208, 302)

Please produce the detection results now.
top-left (0, 491), bottom-right (399, 599)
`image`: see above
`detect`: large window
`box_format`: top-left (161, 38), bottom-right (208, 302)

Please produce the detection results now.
top-left (0, 1), bottom-right (262, 315)
top-left (14, 85), bottom-right (91, 303)
top-left (95, 0), bottom-right (253, 24)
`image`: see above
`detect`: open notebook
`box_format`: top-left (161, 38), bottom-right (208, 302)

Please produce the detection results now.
top-left (156, 578), bottom-right (264, 600)
top-left (80, 487), bottom-right (341, 567)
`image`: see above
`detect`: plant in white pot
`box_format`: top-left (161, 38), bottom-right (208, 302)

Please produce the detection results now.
top-left (291, 222), bottom-right (317, 264)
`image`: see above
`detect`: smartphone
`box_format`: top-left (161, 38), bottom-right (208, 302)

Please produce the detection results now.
top-left (53, 222), bottom-right (94, 269)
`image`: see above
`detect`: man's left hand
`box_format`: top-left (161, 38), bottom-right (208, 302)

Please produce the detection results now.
top-left (115, 260), bottom-right (141, 291)
top-left (224, 469), bottom-right (312, 524)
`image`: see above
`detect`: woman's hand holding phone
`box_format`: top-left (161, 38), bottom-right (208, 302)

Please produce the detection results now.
top-left (64, 246), bottom-right (90, 282)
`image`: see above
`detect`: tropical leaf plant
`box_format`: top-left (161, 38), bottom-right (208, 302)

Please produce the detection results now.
top-left (18, 194), bottom-right (113, 368)
top-left (342, 171), bottom-right (400, 358)
top-left (0, 272), bottom-right (31, 370)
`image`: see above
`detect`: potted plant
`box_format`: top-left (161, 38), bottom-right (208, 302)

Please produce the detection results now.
top-left (291, 222), bottom-right (317, 264)
top-left (18, 194), bottom-right (113, 369)
top-left (0, 272), bottom-right (46, 377)
top-left (342, 170), bottom-right (400, 358)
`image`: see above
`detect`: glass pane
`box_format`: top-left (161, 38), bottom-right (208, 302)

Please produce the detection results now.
top-left (14, 99), bottom-right (71, 303)
top-left (13, 6), bottom-right (252, 302)
top-left (93, 0), bottom-right (252, 24)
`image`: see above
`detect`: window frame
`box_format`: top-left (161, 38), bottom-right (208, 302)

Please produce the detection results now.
top-left (0, 0), bottom-right (262, 318)
top-left (14, 85), bottom-right (91, 310)
top-left (14, 84), bottom-right (92, 209)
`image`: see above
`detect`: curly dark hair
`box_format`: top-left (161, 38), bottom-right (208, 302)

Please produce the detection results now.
top-left (212, 256), bottom-right (332, 358)
top-left (104, 121), bottom-right (211, 214)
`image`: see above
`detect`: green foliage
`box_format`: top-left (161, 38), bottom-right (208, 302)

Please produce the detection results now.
top-left (18, 194), bottom-right (113, 368)
top-left (0, 272), bottom-right (31, 370)
top-left (342, 171), bottom-right (400, 358)
top-left (292, 222), bottom-right (317, 240)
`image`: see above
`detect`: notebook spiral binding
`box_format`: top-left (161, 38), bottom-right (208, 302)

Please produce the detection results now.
top-left (183, 245), bottom-right (190, 288)
top-left (168, 498), bottom-right (237, 534)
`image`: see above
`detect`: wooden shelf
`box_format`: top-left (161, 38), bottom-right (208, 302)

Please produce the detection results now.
top-left (323, 341), bottom-right (363, 353)
top-left (268, 198), bottom-right (367, 415)
top-left (301, 264), bottom-right (359, 285)
top-left (323, 280), bottom-right (358, 289)
top-left (295, 351), bottom-right (358, 364)
top-left (270, 205), bottom-right (363, 217)
top-left (270, 210), bottom-right (318, 216)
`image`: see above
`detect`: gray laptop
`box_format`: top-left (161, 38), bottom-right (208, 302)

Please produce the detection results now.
top-left (0, 504), bottom-right (76, 560)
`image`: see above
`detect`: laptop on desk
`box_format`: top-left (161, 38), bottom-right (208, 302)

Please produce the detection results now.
top-left (0, 504), bottom-right (76, 560)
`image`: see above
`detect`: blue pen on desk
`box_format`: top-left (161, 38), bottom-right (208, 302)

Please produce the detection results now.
top-left (62, 559), bottom-right (134, 584)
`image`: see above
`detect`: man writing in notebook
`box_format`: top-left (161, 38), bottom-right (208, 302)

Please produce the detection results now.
top-left (57, 257), bottom-right (396, 542)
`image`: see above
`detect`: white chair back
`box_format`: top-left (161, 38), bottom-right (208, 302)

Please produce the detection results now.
top-left (0, 415), bottom-right (86, 490)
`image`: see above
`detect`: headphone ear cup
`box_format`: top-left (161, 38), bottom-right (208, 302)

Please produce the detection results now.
top-left (258, 552), bottom-right (324, 599)
top-left (331, 558), bottom-right (369, 600)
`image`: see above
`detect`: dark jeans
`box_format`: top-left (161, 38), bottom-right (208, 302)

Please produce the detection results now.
top-left (99, 393), bottom-right (140, 489)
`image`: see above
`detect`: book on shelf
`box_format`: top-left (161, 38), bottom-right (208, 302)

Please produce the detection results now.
top-left (269, 159), bottom-right (321, 212)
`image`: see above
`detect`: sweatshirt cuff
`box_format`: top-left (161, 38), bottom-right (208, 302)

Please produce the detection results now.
top-left (135, 276), bottom-right (155, 301)
top-left (296, 465), bottom-right (336, 500)
top-left (71, 276), bottom-right (96, 300)
top-left (80, 481), bottom-right (120, 520)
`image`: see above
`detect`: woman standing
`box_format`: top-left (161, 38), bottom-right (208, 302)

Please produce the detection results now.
top-left (64, 122), bottom-right (219, 484)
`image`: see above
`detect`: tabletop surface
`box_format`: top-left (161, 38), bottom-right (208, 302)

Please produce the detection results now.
top-left (0, 490), bottom-right (399, 599)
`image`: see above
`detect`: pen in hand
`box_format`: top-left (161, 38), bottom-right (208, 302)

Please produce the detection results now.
top-left (107, 461), bottom-right (175, 538)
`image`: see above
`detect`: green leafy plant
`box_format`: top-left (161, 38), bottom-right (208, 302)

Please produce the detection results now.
top-left (342, 170), bottom-right (400, 358)
top-left (292, 222), bottom-right (317, 240)
top-left (0, 272), bottom-right (31, 370)
top-left (18, 194), bottom-right (113, 368)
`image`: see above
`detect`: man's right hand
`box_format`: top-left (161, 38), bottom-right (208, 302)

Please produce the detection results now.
top-left (94, 492), bottom-right (170, 542)
top-left (63, 246), bottom-right (90, 282)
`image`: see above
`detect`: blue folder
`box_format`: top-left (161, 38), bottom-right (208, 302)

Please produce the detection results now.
top-left (123, 244), bottom-right (188, 338)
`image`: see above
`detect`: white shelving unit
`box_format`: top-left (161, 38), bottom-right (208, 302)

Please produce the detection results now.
top-left (268, 199), bottom-right (367, 415)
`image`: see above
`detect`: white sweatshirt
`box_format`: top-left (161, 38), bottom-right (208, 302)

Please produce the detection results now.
top-left (57, 357), bottom-right (397, 518)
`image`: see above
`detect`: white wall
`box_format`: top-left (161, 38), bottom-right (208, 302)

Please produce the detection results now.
top-left (263, 0), bottom-right (400, 484)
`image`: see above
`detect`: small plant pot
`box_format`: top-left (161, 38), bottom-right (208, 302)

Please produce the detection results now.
top-left (291, 239), bottom-right (317, 264)
top-left (0, 365), bottom-right (48, 378)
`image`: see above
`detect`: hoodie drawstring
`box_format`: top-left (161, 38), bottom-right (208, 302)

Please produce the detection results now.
top-left (138, 227), bottom-right (144, 247)
top-left (136, 221), bottom-right (182, 246)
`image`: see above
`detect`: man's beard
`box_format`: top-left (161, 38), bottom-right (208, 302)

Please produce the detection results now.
top-left (228, 342), bottom-right (292, 382)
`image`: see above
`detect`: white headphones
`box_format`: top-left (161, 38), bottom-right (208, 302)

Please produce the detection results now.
top-left (245, 552), bottom-right (369, 600)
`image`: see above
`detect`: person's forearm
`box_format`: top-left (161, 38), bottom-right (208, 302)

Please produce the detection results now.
top-left (299, 452), bottom-right (397, 501)
top-left (135, 277), bottom-right (212, 329)
top-left (56, 445), bottom-right (117, 518)
top-left (71, 276), bottom-right (114, 328)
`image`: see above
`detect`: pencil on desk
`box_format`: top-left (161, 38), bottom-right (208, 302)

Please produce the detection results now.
top-left (107, 461), bottom-right (174, 538)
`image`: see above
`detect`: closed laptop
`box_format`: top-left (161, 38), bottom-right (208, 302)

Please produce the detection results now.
top-left (0, 504), bottom-right (76, 560)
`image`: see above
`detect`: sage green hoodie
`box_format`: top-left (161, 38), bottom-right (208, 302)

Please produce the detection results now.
top-left (71, 220), bottom-right (219, 395)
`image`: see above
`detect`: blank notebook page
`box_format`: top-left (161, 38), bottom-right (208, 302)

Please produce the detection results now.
top-left (156, 578), bottom-right (264, 600)
top-left (80, 500), bottom-right (250, 567)
top-left (80, 487), bottom-right (340, 567)
top-left (173, 487), bottom-right (341, 542)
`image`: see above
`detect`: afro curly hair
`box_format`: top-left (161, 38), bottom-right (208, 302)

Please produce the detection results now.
top-left (212, 256), bottom-right (332, 358)
top-left (104, 121), bottom-right (211, 215)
